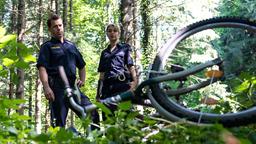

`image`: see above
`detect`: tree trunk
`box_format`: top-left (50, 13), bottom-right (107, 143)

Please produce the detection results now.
top-left (34, 0), bottom-right (43, 134)
top-left (63, 0), bottom-right (68, 28)
top-left (8, 0), bottom-right (18, 115)
top-left (28, 75), bottom-right (32, 118)
top-left (44, 102), bottom-right (50, 132)
top-left (35, 75), bottom-right (42, 133)
top-left (9, 0), bottom-right (17, 33)
top-left (140, 0), bottom-right (152, 65)
top-left (16, 0), bottom-right (26, 115)
top-left (119, 0), bottom-right (133, 45)
top-left (69, 0), bottom-right (73, 31)
top-left (55, 0), bottom-right (59, 15)
top-left (8, 68), bottom-right (15, 115)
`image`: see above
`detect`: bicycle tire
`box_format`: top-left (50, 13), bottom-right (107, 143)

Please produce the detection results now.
top-left (149, 17), bottom-right (256, 127)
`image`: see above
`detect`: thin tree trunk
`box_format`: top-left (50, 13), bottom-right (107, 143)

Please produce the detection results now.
top-left (69, 0), bottom-right (73, 31)
top-left (10, 0), bottom-right (17, 33)
top-left (16, 0), bottom-right (26, 115)
top-left (132, 0), bottom-right (137, 48)
top-left (8, 0), bottom-right (18, 115)
top-left (35, 75), bottom-right (42, 133)
top-left (8, 68), bottom-right (15, 115)
top-left (55, 0), bottom-right (59, 15)
top-left (63, 0), bottom-right (67, 28)
top-left (28, 75), bottom-right (32, 118)
top-left (35, 0), bottom-right (43, 134)
top-left (45, 102), bottom-right (50, 132)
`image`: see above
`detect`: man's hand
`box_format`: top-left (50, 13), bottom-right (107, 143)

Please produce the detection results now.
top-left (43, 86), bottom-right (55, 102)
top-left (76, 80), bottom-right (85, 87)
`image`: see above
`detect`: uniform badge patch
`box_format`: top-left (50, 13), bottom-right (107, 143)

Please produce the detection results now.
top-left (51, 45), bottom-right (61, 49)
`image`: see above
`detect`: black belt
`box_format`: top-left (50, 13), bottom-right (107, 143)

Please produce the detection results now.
top-left (106, 73), bottom-right (131, 82)
top-left (49, 75), bottom-right (76, 87)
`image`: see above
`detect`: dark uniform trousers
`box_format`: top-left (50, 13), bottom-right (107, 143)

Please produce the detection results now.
top-left (49, 76), bottom-right (99, 129)
top-left (100, 78), bottom-right (131, 120)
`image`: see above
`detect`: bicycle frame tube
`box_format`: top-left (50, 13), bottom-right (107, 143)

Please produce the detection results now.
top-left (134, 57), bottom-right (223, 95)
top-left (58, 56), bottom-right (223, 118)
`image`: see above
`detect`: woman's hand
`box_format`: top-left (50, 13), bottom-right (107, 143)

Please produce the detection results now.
top-left (76, 79), bottom-right (85, 87)
top-left (129, 80), bottom-right (138, 91)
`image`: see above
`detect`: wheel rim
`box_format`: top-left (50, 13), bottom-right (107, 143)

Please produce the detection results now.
top-left (150, 18), bottom-right (256, 126)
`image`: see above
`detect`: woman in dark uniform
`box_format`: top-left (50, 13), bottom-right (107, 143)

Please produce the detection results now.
top-left (96, 24), bottom-right (138, 119)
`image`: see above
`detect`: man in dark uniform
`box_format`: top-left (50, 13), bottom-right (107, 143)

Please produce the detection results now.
top-left (96, 24), bottom-right (138, 119)
top-left (37, 14), bottom-right (99, 128)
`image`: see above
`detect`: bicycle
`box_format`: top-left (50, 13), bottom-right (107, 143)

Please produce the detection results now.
top-left (60, 17), bottom-right (256, 127)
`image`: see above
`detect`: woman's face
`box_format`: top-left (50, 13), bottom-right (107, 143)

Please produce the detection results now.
top-left (106, 26), bottom-right (119, 42)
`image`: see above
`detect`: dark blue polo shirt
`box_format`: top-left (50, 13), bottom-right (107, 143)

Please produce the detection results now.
top-left (36, 37), bottom-right (85, 79)
top-left (98, 43), bottom-right (134, 79)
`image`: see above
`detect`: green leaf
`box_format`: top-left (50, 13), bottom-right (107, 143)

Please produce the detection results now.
top-left (17, 43), bottom-right (30, 56)
top-left (2, 58), bottom-right (15, 67)
top-left (0, 26), bottom-right (6, 38)
top-left (32, 133), bottom-right (50, 142)
top-left (235, 80), bottom-right (250, 93)
top-left (94, 102), bottom-right (112, 115)
top-left (24, 55), bottom-right (36, 63)
top-left (15, 60), bottom-right (30, 69)
top-left (0, 35), bottom-right (16, 49)
top-left (55, 128), bottom-right (73, 142)
top-left (117, 101), bottom-right (132, 111)
top-left (1, 99), bottom-right (26, 109)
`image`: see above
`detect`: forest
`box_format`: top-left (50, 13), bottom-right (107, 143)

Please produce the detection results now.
top-left (1, 0), bottom-right (256, 143)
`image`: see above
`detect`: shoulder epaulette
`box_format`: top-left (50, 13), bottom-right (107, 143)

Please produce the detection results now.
top-left (40, 40), bottom-right (51, 47)
top-left (65, 39), bottom-right (76, 46)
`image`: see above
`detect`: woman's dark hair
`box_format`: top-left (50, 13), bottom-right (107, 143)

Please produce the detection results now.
top-left (47, 14), bottom-right (61, 28)
top-left (106, 24), bottom-right (120, 33)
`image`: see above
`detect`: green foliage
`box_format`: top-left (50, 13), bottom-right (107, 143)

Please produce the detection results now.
top-left (0, 97), bottom-right (32, 143)
top-left (0, 26), bottom-right (36, 83)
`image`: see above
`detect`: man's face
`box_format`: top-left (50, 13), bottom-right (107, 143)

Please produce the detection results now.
top-left (107, 26), bottom-right (119, 42)
top-left (49, 19), bottom-right (64, 39)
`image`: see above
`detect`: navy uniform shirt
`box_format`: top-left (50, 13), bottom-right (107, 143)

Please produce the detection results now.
top-left (36, 37), bottom-right (85, 80)
top-left (98, 43), bottom-right (134, 79)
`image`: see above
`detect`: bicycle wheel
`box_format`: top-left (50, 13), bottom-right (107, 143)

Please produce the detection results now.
top-left (149, 17), bottom-right (256, 127)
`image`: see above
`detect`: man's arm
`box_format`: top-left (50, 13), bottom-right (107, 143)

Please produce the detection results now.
top-left (77, 66), bottom-right (86, 87)
top-left (38, 66), bottom-right (55, 101)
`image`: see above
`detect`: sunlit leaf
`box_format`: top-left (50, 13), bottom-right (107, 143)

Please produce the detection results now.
top-left (2, 58), bottom-right (15, 67)
top-left (0, 35), bottom-right (16, 49)
top-left (24, 55), bottom-right (36, 63)
top-left (15, 115), bottom-right (31, 121)
top-left (0, 26), bottom-right (6, 38)
top-left (0, 65), bottom-right (2, 71)
top-left (1, 99), bottom-right (26, 109)
top-left (234, 80), bottom-right (250, 93)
